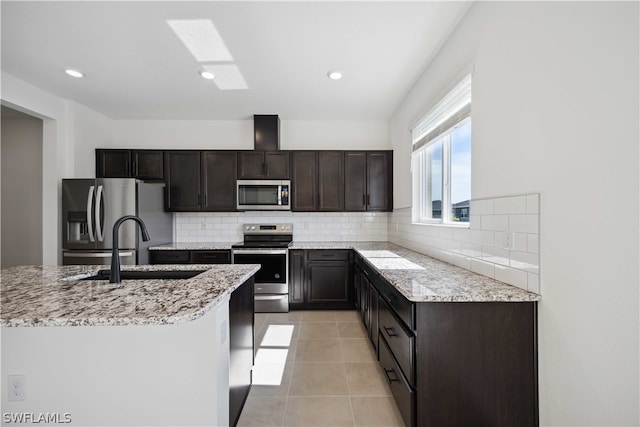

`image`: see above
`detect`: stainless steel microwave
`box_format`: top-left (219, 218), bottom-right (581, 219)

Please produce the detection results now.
top-left (236, 180), bottom-right (290, 211)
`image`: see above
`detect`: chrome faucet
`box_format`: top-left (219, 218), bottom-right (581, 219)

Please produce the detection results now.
top-left (110, 215), bottom-right (150, 284)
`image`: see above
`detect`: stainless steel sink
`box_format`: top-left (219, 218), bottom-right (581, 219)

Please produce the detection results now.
top-left (80, 269), bottom-right (206, 281)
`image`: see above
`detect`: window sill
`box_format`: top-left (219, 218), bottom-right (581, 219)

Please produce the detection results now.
top-left (411, 221), bottom-right (470, 229)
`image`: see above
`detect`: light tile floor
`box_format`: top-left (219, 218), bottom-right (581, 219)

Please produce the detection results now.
top-left (237, 310), bottom-right (405, 427)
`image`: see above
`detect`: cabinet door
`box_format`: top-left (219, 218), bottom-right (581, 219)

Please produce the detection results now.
top-left (96, 149), bottom-right (131, 178)
top-left (291, 151), bottom-right (317, 211)
top-left (132, 150), bottom-right (164, 181)
top-left (164, 151), bottom-right (201, 211)
top-left (318, 151), bottom-right (344, 211)
top-left (289, 250), bottom-right (305, 305)
top-left (344, 152), bottom-right (367, 211)
top-left (307, 261), bottom-right (351, 304)
top-left (265, 151), bottom-right (290, 179)
top-left (366, 152), bottom-right (392, 211)
top-left (202, 151), bottom-right (237, 211)
top-left (237, 152), bottom-right (265, 179)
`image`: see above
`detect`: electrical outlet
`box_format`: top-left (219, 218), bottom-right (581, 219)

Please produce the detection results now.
top-left (8, 375), bottom-right (25, 401)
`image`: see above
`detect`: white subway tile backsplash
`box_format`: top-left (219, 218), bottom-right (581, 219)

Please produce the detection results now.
top-left (388, 193), bottom-right (540, 295)
top-left (526, 194), bottom-right (540, 214)
top-left (481, 214), bottom-right (509, 231)
top-left (494, 265), bottom-right (528, 290)
top-left (509, 214), bottom-right (539, 234)
top-left (470, 199), bottom-right (494, 215)
top-left (470, 258), bottom-right (496, 278)
top-left (527, 272), bottom-right (540, 294)
top-left (494, 195), bottom-right (527, 214)
top-left (527, 234), bottom-right (539, 254)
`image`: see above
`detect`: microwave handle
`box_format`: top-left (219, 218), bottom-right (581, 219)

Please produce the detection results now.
top-left (278, 185), bottom-right (282, 206)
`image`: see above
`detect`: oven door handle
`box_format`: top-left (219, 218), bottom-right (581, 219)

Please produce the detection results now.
top-left (232, 249), bottom-right (288, 255)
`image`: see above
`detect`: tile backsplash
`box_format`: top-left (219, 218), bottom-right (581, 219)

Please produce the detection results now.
top-left (174, 194), bottom-right (540, 294)
top-left (387, 193), bottom-right (540, 294)
top-left (174, 211), bottom-right (389, 243)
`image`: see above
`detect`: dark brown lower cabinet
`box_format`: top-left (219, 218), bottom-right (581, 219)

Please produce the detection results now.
top-left (355, 254), bottom-right (538, 427)
top-left (149, 249), bottom-right (231, 264)
top-left (289, 250), bottom-right (353, 309)
top-left (229, 276), bottom-right (255, 427)
top-left (416, 302), bottom-right (538, 427)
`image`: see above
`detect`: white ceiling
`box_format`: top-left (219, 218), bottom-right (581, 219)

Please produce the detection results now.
top-left (1, 1), bottom-right (471, 121)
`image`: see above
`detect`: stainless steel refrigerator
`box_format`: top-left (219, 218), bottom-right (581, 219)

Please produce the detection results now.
top-left (62, 178), bottom-right (172, 265)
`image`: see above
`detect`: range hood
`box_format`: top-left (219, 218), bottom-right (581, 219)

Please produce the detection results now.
top-left (254, 115), bottom-right (280, 151)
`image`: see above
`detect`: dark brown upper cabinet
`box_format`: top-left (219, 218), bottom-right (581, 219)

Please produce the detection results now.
top-left (164, 151), bottom-right (238, 212)
top-left (238, 151), bottom-right (290, 179)
top-left (292, 151), bottom-right (345, 212)
top-left (318, 151), bottom-right (344, 211)
top-left (344, 151), bottom-right (392, 211)
top-left (202, 151), bottom-right (237, 211)
top-left (291, 151), bottom-right (317, 211)
top-left (164, 151), bottom-right (201, 211)
top-left (96, 149), bottom-right (164, 181)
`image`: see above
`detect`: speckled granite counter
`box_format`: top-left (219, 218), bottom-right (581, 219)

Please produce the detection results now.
top-left (0, 264), bottom-right (260, 327)
top-left (148, 241), bottom-right (539, 303)
top-left (290, 241), bottom-right (540, 303)
top-left (149, 242), bottom-right (235, 250)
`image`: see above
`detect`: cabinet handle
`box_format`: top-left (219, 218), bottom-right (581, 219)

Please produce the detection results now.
top-left (203, 194), bottom-right (207, 206)
top-left (197, 194), bottom-right (201, 205)
top-left (383, 326), bottom-right (398, 337)
top-left (383, 368), bottom-right (399, 384)
top-left (362, 194), bottom-right (366, 206)
top-left (366, 194), bottom-right (370, 206)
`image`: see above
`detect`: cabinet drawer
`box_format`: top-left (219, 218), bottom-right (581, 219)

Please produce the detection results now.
top-left (191, 250), bottom-right (230, 264)
top-left (379, 298), bottom-right (414, 386)
top-left (307, 250), bottom-right (350, 261)
top-left (149, 250), bottom-right (189, 264)
top-left (379, 335), bottom-right (414, 427)
top-left (377, 279), bottom-right (414, 330)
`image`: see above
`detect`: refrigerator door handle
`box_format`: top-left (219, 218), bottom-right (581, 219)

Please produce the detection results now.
top-left (95, 185), bottom-right (105, 241)
top-left (87, 185), bottom-right (95, 242)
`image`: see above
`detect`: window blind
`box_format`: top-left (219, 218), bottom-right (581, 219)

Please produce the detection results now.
top-left (411, 74), bottom-right (472, 152)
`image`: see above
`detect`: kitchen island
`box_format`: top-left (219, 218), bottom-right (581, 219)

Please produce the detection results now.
top-left (1, 264), bottom-right (259, 426)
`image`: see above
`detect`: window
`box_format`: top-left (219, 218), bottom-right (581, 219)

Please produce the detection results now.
top-left (412, 74), bottom-right (472, 224)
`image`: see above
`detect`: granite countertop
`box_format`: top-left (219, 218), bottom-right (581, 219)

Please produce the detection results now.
top-left (150, 241), bottom-right (539, 303)
top-left (0, 264), bottom-right (260, 327)
top-left (291, 241), bottom-right (540, 303)
top-left (149, 242), bottom-right (235, 250)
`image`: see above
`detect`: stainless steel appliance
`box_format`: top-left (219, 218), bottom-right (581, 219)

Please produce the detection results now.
top-left (232, 223), bottom-right (293, 313)
top-left (236, 180), bottom-right (290, 211)
top-left (62, 178), bottom-right (172, 265)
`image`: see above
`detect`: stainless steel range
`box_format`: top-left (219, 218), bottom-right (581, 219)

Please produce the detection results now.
top-left (231, 223), bottom-right (293, 313)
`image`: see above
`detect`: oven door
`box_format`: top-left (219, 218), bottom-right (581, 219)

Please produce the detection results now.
top-left (232, 248), bottom-right (289, 312)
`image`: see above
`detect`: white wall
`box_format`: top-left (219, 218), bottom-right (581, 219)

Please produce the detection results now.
top-left (1, 111), bottom-right (43, 267)
top-left (389, 2), bottom-right (639, 425)
top-left (1, 72), bottom-right (73, 265)
top-left (2, 73), bottom-right (115, 263)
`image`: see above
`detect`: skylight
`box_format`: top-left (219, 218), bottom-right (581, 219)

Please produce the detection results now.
top-left (167, 19), bottom-right (233, 62)
top-left (202, 64), bottom-right (248, 90)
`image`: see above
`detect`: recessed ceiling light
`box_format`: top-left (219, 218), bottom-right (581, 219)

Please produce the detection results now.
top-left (200, 71), bottom-right (215, 80)
top-left (65, 69), bottom-right (84, 78)
top-left (327, 70), bottom-right (343, 80)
